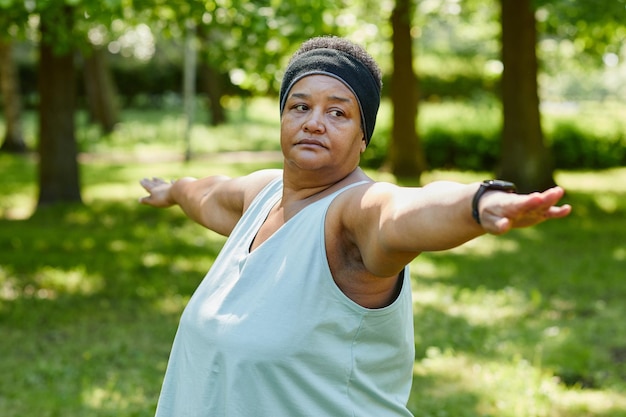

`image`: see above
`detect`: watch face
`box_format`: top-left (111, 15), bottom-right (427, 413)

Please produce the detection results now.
top-left (485, 180), bottom-right (516, 191)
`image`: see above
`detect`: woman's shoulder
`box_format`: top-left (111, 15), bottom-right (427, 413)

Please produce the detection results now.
top-left (240, 169), bottom-right (283, 211)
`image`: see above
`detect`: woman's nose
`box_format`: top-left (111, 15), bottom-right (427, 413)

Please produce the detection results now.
top-left (302, 111), bottom-right (325, 133)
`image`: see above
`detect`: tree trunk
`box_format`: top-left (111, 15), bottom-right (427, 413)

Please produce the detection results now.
top-left (183, 20), bottom-right (197, 161)
top-left (37, 10), bottom-right (82, 207)
top-left (388, 0), bottom-right (426, 182)
top-left (196, 26), bottom-right (227, 126)
top-left (83, 46), bottom-right (119, 134)
top-left (498, 0), bottom-right (555, 192)
top-left (199, 62), bottom-right (227, 126)
top-left (0, 40), bottom-right (27, 153)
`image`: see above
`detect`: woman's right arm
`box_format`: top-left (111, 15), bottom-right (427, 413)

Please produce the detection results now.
top-left (139, 169), bottom-right (281, 236)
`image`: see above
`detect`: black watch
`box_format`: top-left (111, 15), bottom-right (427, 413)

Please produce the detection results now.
top-left (471, 180), bottom-right (517, 225)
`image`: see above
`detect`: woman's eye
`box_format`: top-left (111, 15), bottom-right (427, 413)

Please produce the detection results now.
top-left (294, 104), bottom-right (308, 112)
top-left (329, 110), bottom-right (344, 117)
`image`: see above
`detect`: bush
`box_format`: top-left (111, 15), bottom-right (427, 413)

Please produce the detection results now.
top-left (549, 122), bottom-right (626, 169)
top-left (422, 128), bottom-right (500, 171)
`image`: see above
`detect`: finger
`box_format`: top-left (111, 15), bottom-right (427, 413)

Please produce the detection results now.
top-left (540, 186), bottom-right (566, 204)
top-left (546, 204), bottom-right (572, 219)
top-left (518, 187), bottom-right (565, 213)
top-left (140, 177), bottom-right (164, 191)
top-left (139, 179), bottom-right (155, 192)
top-left (493, 217), bottom-right (512, 234)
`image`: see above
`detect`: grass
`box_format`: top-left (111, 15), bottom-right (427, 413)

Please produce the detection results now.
top-left (409, 172), bottom-right (626, 416)
top-left (1, 102), bottom-right (626, 416)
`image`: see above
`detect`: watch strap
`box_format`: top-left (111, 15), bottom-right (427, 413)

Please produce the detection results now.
top-left (472, 180), bottom-right (517, 225)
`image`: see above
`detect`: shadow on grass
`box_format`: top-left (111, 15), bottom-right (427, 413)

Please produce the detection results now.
top-left (1, 200), bottom-right (223, 300)
top-left (0, 200), bottom-right (225, 416)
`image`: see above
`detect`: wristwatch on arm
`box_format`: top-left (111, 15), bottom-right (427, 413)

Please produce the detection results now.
top-left (471, 180), bottom-right (517, 225)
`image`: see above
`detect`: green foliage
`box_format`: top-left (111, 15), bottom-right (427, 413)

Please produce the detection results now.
top-left (419, 101), bottom-right (501, 171)
top-left (544, 102), bottom-right (626, 169)
top-left (2, 0), bottom-right (346, 96)
top-left (361, 100), bottom-right (626, 172)
top-left (549, 123), bottom-right (626, 169)
top-left (418, 72), bottom-right (500, 101)
top-left (0, 2), bottom-right (30, 41)
top-left (129, 0), bottom-right (345, 94)
top-left (0, 0), bottom-right (128, 52)
top-left (537, 0), bottom-right (626, 65)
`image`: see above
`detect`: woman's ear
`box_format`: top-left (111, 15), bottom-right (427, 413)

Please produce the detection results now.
top-left (360, 138), bottom-right (367, 153)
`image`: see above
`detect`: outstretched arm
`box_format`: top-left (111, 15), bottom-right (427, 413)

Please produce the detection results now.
top-left (340, 181), bottom-right (572, 277)
top-left (139, 169), bottom-right (281, 236)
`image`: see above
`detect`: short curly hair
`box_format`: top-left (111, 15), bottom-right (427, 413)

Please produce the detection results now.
top-left (289, 36), bottom-right (382, 91)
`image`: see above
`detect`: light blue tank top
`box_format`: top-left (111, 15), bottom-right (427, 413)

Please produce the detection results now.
top-left (155, 177), bottom-right (415, 416)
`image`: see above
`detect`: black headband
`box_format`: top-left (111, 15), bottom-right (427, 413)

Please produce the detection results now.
top-left (279, 48), bottom-right (381, 146)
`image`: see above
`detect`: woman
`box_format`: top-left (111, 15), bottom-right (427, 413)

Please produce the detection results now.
top-left (140, 36), bottom-right (571, 417)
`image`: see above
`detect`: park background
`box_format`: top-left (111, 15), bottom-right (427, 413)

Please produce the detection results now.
top-left (1, 0), bottom-right (625, 415)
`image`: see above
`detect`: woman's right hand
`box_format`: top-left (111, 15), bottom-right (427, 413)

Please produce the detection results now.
top-left (139, 177), bottom-right (176, 208)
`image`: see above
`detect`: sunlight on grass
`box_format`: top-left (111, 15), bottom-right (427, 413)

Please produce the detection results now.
top-left (592, 193), bottom-right (621, 213)
top-left (0, 193), bottom-right (35, 220)
top-left (170, 256), bottom-right (213, 274)
top-left (108, 239), bottom-right (130, 253)
top-left (189, 121), bottom-right (280, 153)
top-left (614, 247), bottom-right (626, 261)
top-left (412, 351), bottom-right (558, 417)
top-left (446, 233), bottom-right (521, 256)
top-left (0, 267), bottom-right (19, 301)
top-left (35, 266), bottom-right (104, 298)
top-left (413, 281), bottom-right (532, 326)
top-left (141, 251), bottom-right (167, 268)
top-left (556, 168), bottom-right (626, 192)
top-left (1, 265), bottom-right (103, 301)
top-left (84, 97), bottom-right (283, 156)
top-left (411, 257), bottom-right (457, 279)
top-left (411, 350), bottom-right (626, 417)
top-left (422, 169), bottom-right (487, 184)
top-left (82, 384), bottom-right (151, 414)
top-left (555, 389), bottom-right (626, 416)
top-left (153, 293), bottom-right (190, 315)
top-left (84, 183), bottom-right (146, 202)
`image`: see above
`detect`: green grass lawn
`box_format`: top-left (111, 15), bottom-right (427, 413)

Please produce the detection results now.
top-left (1, 103), bottom-right (625, 416)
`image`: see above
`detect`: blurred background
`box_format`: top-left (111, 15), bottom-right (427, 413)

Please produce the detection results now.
top-left (1, 0), bottom-right (625, 206)
top-left (1, 0), bottom-right (625, 416)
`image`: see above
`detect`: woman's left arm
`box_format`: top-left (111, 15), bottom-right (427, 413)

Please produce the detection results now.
top-left (342, 181), bottom-right (572, 277)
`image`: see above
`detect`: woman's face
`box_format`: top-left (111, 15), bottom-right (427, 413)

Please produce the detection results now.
top-left (280, 75), bottom-right (366, 179)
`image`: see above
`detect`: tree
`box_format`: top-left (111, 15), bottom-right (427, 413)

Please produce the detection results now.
top-left (37, 5), bottom-right (82, 206)
top-left (196, 26), bottom-right (227, 126)
top-left (497, 0), bottom-right (555, 192)
top-left (0, 40), bottom-right (26, 153)
top-left (199, 62), bottom-right (227, 125)
top-left (388, 0), bottom-right (427, 181)
top-left (1, 0), bottom-right (346, 211)
top-left (497, 0), bottom-right (626, 190)
top-left (83, 45), bottom-right (120, 134)
top-left (0, 0), bottom-right (130, 209)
